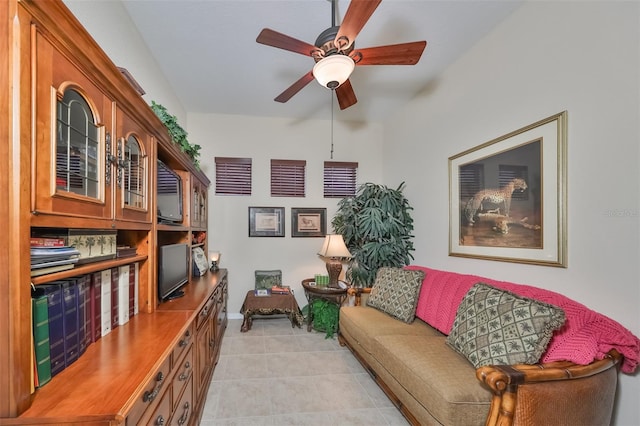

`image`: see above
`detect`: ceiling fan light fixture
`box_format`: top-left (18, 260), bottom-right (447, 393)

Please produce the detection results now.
top-left (313, 55), bottom-right (355, 90)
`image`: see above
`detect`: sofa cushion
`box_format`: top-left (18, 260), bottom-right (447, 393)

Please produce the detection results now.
top-left (366, 267), bottom-right (425, 323)
top-left (339, 305), bottom-right (441, 356)
top-left (446, 283), bottom-right (566, 367)
top-left (373, 334), bottom-right (491, 424)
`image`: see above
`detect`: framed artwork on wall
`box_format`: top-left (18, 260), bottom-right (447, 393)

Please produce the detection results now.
top-left (249, 207), bottom-right (285, 237)
top-left (291, 208), bottom-right (327, 237)
top-left (448, 111), bottom-right (567, 267)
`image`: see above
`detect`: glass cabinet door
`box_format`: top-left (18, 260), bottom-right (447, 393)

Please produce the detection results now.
top-left (56, 89), bottom-right (100, 199)
top-left (32, 30), bottom-right (113, 222)
top-left (123, 135), bottom-right (146, 210)
top-left (114, 106), bottom-right (151, 223)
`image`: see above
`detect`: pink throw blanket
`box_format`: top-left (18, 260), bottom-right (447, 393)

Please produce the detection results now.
top-left (407, 266), bottom-right (640, 373)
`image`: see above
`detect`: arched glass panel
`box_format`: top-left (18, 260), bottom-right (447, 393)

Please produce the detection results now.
top-left (124, 135), bottom-right (146, 209)
top-left (56, 89), bottom-right (100, 198)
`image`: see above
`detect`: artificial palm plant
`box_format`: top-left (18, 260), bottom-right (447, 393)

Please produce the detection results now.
top-left (332, 182), bottom-right (415, 287)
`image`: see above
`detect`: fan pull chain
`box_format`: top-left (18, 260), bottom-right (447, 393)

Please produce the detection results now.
top-left (330, 94), bottom-right (335, 159)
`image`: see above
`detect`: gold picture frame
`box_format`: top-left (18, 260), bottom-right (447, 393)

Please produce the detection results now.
top-left (448, 111), bottom-right (567, 267)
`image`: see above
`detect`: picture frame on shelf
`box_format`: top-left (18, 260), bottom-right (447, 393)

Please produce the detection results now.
top-left (291, 208), bottom-right (327, 237)
top-left (448, 111), bottom-right (567, 267)
top-left (249, 207), bottom-right (285, 237)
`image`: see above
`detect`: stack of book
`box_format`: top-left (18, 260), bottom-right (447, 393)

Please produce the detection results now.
top-left (271, 285), bottom-right (291, 295)
top-left (31, 238), bottom-right (81, 277)
top-left (31, 263), bottom-right (140, 388)
top-left (116, 246), bottom-right (137, 258)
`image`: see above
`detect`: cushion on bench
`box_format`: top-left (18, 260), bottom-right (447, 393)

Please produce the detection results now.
top-left (373, 334), bottom-right (490, 425)
top-left (339, 305), bottom-right (441, 356)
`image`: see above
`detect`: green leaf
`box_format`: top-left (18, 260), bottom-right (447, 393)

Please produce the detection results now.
top-left (332, 182), bottom-right (415, 287)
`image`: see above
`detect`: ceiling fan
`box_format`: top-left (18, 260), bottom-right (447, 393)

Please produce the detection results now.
top-left (256, 0), bottom-right (427, 110)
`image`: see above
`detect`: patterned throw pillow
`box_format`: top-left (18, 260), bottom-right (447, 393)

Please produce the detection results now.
top-left (446, 282), bottom-right (566, 368)
top-left (366, 267), bottom-right (425, 323)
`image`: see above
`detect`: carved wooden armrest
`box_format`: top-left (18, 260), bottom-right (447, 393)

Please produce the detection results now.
top-left (476, 350), bottom-right (622, 426)
top-left (347, 287), bottom-right (371, 306)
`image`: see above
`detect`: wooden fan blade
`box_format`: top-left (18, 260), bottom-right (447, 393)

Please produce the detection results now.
top-left (336, 79), bottom-right (357, 110)
top-left (274, 71), bottom-right (315, 103)
top-left (257, 28), bottom-right (318, 57)
top-left (335, 0), bottom-right (382, 50)
top-left (354, 41), bottom-right (427, 65)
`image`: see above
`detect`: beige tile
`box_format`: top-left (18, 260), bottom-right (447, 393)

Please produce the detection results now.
top-left (264, 352), bottom-right (311, 377)
top-left (215, 379), bottom-right (273, 419)
top-left (264, 335), bottom-right (302, 353)
top-left (201, 315), bottom-right (409, 425)
top-left (221, 354), bottom-right (270, 380)
top-left (315, 374), bottom-right (377, 410)
top-left (228, 335), bottom-right (266, 354)
top-left (354, 372), bottom-right (396, 408)
top-left (267, 376), bottom-right (326, 414)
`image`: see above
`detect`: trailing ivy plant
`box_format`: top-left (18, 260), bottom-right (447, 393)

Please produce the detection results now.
top-left (150, 101), bottom-right (201, 169)
top-left (303, 299), bottom-right (340, 338)
top-left (332, 182), bottom-right (415, 287)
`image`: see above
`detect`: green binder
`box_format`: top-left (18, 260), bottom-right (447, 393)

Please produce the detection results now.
top-left (32, 295), bottom-right (52, 387)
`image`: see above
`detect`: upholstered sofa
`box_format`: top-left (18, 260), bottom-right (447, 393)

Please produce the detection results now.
top-left (338, 266), bottom-right (639, 425)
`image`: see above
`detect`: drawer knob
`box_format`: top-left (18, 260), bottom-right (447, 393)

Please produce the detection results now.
top-left (142, 371), bottom-right (164, 403)
top-left (177, 402), bottom-right (190, 425)
top-left (179, 362), bottom-right (191, 381)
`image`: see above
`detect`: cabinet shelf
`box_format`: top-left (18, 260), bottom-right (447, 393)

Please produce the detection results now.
top-left (157, 223), bottom-right (189, 232)
top-left (31, 254), bottom-right (148, 285)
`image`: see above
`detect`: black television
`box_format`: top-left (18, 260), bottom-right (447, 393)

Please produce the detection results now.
top-left (158, 243), bottom-right (189, 301)
top-left (157, 160), bottom-right (183, 224)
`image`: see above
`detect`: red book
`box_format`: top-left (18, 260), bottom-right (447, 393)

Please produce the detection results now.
top-left (30, 237), bottom-right (66, 247)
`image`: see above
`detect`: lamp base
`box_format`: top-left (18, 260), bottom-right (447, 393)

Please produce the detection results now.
top-left (326, 259), bottom-right (343, 288)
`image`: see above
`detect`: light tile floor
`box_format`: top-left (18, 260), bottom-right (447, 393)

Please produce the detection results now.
top-left (200, 317), bottom-right (410, 425)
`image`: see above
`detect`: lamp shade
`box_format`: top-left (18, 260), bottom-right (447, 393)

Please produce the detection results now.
top-left (318, 234), bottom-right (352, 259)
top-left (312, 55), bottom-right (355, 90)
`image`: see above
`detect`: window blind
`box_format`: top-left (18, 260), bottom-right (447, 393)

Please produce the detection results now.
top-left (323, 161), bottom-right (358, 198)
top-left (215, 157), bottom-right (252, 195)
top-left (271, 159), bottom-right (306, 197)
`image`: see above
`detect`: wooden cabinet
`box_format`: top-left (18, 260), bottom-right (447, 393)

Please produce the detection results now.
top-left (0, 1), bottom-right (222, 424)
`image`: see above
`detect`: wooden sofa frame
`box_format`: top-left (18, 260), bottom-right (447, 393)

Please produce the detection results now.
top-left (342, 288), bottom-right (623, 426)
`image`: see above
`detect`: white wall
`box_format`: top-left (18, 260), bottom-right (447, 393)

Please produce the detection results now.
top-left (382, 2), bottom-right (639, 424)
top-left (187, 112), bottom-right (383, 315)
top-left (63, 0), bottom-right (186, 123)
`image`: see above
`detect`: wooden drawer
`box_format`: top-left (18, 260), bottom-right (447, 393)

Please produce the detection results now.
top-left (141, 384), bottom-right (173, 426)
top-left (172, 348), bottom-right (193, 410)
top-left (172, 323), bottom-right (194, 366)
top-left (171, 376), bottom-right (194, 426)
top-left (196, 294), bottom-right (215, 330)
top-left (126, 355), bottom-right (172, 425)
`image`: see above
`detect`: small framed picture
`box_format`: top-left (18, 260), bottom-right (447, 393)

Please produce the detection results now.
top-left (291, 208), bottom-right (326, 237)
top-left (249, 207), bottom-right (285, 237)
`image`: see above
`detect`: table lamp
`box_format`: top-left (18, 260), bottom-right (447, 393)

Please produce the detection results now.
top-left (317, 234), bottom-right (352, 288)
top-left (209, 251), bottom-right (220, 271)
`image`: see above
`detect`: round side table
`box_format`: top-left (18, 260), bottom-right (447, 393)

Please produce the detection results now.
top-left (301, 278), bottom-right (348, 332)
